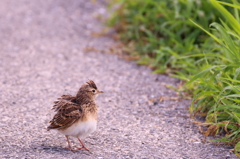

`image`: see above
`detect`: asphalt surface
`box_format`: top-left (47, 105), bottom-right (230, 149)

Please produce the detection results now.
top-left (0, 0), bottom-right (237, 158)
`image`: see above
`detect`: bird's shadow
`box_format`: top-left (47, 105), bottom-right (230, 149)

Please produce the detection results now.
top-left (31, 143), bottom-right (93, 155)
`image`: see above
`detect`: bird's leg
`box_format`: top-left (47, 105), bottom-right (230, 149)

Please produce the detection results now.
top-left (64, 135), bottom-right (75, 151)
top-left (76, 138), bottom-right (90, 151)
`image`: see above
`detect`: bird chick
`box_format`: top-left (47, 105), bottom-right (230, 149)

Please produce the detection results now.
top-left (47, 80), bottom-right (103, 151)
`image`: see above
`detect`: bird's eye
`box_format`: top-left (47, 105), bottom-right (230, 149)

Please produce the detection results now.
top-left (92, 90), bottom-right (95, 93)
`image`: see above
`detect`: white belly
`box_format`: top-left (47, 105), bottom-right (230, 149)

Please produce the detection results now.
top-left (58, 117), bottom-right (97, 138)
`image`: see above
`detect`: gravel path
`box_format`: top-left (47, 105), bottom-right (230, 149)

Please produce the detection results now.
top-left (0, 0), bottom-right (237, 158)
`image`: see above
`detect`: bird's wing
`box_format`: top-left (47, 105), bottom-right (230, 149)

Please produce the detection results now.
top-left (47, 101), bottom-right (89, 130)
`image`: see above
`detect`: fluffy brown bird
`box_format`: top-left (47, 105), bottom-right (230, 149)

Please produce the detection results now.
top-left (47, 80), bottom-right (103, 151)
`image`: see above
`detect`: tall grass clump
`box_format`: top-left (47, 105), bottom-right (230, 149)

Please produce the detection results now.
top-left (108, 0), bottom-right (229, 76)
top-left (188, 0), bottom-right (240, 155)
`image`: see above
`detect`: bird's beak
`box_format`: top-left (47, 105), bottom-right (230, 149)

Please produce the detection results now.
top-left (98, 90), bottom-right (104, 93)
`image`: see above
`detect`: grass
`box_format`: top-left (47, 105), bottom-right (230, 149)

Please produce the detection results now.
top-left (188, 0), bottom-right (240, 155)
top-left (108, 0), bottom-right (227, 76)
top-left (108, 0), bottom-right (240, 156)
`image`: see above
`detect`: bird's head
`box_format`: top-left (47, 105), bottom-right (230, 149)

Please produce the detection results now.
top-left (77, 80), bottom-right (103, 99)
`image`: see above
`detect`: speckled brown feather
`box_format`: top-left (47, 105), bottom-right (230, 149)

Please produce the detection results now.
top-left (52, 95), bottom-right (76, 112)
top-left (48, 100), bottom-right (80, 130)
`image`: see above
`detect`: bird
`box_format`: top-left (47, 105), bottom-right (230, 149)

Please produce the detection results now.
top-left (47, 80), bottom-right (103, 151)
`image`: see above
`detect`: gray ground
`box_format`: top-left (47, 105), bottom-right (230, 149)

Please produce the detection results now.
top-left (0, 0), bottom-right (237, 158)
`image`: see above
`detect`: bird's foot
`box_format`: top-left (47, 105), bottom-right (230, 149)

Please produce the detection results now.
top-left (76, 146), bottom-right (90, 151)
